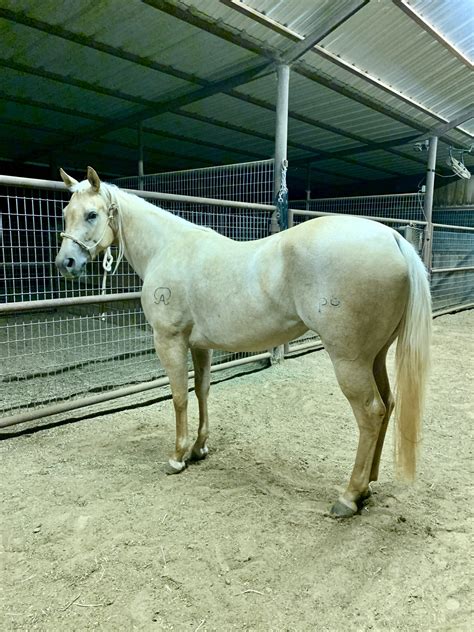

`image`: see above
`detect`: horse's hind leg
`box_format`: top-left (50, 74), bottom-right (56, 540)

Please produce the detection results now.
top-left (370, 345), bottom-right (395, 483)
top-left (190, 348), bottom-right (212, 462)
top-left (328, 356), bottom-right (387, 518)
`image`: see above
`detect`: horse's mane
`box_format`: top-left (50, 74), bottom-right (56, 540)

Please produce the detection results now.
top-left (72, 180), bottom-right (212, 233)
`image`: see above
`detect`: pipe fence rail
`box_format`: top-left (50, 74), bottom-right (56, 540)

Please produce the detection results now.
top-left (289, 198), bottom-right (474, 317)
top-left (2, 174), bottom-right (472, 429)
top-left (1, 162), bottom-right (276, 428)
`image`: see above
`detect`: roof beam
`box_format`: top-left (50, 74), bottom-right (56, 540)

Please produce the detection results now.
top-left (143, 0), bottom-right (276, 60)
top-left (415, 105), bottom-right (474, 142)
top-left (19, 60), bottom-right (273, 164)
top-left (221, 0), bottom-right (474, 142)
top-left (220, 0), bottom-right (369, 64)
top-left (392, 0), bottom-right (474, 70)
top-left (231, 91), bottom-right (412, 175)
top-left (3, 118), bottom-right (217, 168)
top-left (2, 55), bottom-right (392, 171)
top-left (280, 1), bottom-right (369, 64)
top-left (0, 7), bottom-right (200, 86)
top-left (0, 92), bottom-right (265, 160)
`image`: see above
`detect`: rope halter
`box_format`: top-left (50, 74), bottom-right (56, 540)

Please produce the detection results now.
top-left (60, 202), bottom-right (121, 295)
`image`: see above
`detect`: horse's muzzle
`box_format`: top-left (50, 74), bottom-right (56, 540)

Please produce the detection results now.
top-left (55, 252), bottom-right (88, 279)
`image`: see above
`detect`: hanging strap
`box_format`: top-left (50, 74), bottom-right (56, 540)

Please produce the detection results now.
top-left (275, 159), bottom-right (289, 230)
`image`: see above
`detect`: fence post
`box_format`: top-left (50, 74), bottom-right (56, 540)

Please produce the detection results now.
top-left (422, 135), bottom-right (438, 274)
top-left (272, 63), bottom-right (290, 362)
top-left (138, 122), bottom-right (144, 191)
top-left (272, 63), bottom-right (290, 233)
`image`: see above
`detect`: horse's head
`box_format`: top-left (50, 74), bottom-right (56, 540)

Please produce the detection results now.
top-left (56, 166), bottom-right (116, 279)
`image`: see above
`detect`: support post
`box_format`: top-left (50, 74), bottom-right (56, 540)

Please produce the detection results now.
top-left (138, 122), bottom-right (144, 190)
top-left (422, 135), bottom-right (437, 274)
top-left (272, 63), bottom-right (290, 363)
top-left (305, 163), bottom-right (312, 210)
top-left (272, 63), bottom-right (290, 234)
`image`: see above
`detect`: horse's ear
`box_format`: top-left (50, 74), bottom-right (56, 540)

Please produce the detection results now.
top-left (87, 166), bottom-right (101, 192)
top-left (60, 168), bottom-right (78, 189)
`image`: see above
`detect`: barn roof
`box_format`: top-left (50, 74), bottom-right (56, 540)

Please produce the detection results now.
top-left (0, 0), bottom-right (473, 195)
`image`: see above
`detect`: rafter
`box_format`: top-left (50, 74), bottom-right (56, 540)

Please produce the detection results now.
top-left (0, 92), bottom-right (265, 160)
top-left (221, 0), bottom-right (473, 140)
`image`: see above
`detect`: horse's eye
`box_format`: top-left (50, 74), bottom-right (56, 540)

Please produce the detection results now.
top-left (87, 210), bottom-right (98, 221)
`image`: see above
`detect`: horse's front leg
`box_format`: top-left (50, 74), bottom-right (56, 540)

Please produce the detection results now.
top-left (190, 348), bottom-right (212, 461)
top-left (153, 332), bottom-right (190, 474)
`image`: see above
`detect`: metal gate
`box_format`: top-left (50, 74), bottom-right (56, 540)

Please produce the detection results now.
top-left (287, 194), bottom-right (474, 353)
top-left (1, 161), bottom-right (276, 428)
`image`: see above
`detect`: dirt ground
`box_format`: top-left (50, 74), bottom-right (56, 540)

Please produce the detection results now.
top-left (1, 311), bottom-right (472, 631)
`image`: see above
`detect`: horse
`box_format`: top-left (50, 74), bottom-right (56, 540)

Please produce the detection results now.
top-left (56, 167), bottom-right (432, 518)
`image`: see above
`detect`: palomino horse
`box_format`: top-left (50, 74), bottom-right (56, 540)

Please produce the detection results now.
top-left (56, 167), bottom-right (431, 518)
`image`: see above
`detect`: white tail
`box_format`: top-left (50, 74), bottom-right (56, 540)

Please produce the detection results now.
top-left (394, 237), bottom-right (432, 481)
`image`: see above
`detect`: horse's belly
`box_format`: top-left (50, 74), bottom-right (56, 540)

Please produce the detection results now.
top-left (189, 319), bottom-right (308, 353)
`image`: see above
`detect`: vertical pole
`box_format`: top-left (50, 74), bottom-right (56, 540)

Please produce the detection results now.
top-left (138, 122), bottom-right (144, 190)
top-left (272, 63), bottom-right (290, 363)
top-left (422, 136), bottom-right (437, 274)
top-left (305, 163), bottom-right (311, 210)
top-left (272, 63), bottom-right (290, 234)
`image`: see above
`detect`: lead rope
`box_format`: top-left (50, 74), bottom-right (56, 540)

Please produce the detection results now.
top-left (99, 203), bottom-right (119, 320)
top-left (100, 247), bottom-right (114, 321)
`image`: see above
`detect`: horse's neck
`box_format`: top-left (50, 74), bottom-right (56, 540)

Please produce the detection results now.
top-left (117, 197), bottom-right (182, 279)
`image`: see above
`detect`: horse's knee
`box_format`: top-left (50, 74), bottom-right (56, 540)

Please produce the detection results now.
top-left (172, 392), bottom-right (188, 414)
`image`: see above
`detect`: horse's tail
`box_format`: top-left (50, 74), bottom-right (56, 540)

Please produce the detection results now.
top-left (393, 236), bottom-right (432, 481)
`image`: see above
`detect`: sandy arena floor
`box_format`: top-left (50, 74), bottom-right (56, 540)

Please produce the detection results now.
top-left (0, 310), bottom-right (472, 631)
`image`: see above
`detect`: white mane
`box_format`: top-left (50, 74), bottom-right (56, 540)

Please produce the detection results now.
top-left (72, 179), bottom-right (213, 233)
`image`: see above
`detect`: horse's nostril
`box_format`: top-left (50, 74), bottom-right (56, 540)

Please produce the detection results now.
top-left (65, 257), bottom-right (75, 269)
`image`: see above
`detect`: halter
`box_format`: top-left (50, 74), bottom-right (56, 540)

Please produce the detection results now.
top-left (60, 203), bottom-right (117, 254)
top-left (60, 202), bottom-right (123, 294)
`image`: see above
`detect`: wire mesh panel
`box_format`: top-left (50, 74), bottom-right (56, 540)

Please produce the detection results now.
top-left (291, 193), bottom-right (426, 223)
top-left (114, 160), bottom-right (275, 205)
top-left (0, 185), bottom-right (141, 303)
top-left (432, 206), bottom-right (474, 227)
top-left (431, 224), bottom-right (474, 313)
top-left (1, 164), bottom-right (275, 425)
top-left (287, 201), bottom-right (474, 351)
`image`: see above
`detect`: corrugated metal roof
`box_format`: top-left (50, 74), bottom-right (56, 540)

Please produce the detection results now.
top-left (409, 0), bottom-right (474, 62)
top-left (0, 0), bottom-right (472, 196)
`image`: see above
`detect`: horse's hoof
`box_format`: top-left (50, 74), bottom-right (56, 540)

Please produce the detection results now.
top-left (330, 498), bottom-right (358, 518)
top-left (189, 445), bottom-right (209, 462)
top-left (164, 459), bottom-right (187, 475)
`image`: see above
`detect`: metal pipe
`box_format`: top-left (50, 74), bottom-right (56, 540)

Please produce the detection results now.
top-left (431, 266), bottom-right (474, 274)
top-left (292, 192), bottom-right (425, 202)
top-left (289, 208), bottom-right (427, 226)
top-left (433, 303), bottom-right (474, 318)
top-left (422, 136), bottom-right (438, 272)
top-left (272, 63), bottom-right (290, 235)
top-left (285, 340), bottom-right (324, 355)
top-left (274, 64), bottom-right (290, 197)
top-left (0, 292), bottom-right (142, 314)
top-left (0, 352), bottom-right (272, 429)
top-left (138, 122), bottom-right (144, 191)
top-left (432, 222), bottom-right (474, 232)
top-left (0, 175), bottom-right (276, 212)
